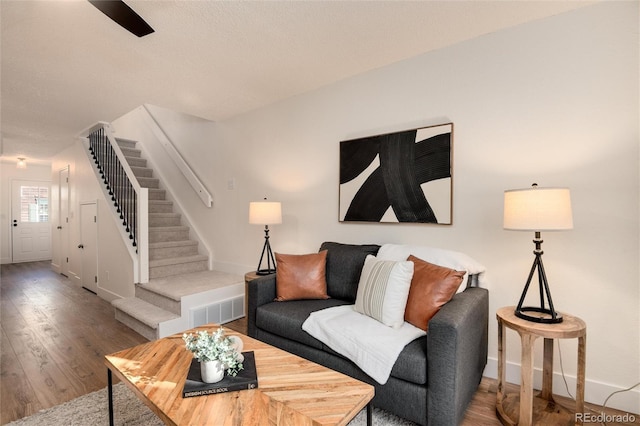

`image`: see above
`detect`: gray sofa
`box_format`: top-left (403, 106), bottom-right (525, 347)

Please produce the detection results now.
top-left (247, 242), bottom-right (488, 426)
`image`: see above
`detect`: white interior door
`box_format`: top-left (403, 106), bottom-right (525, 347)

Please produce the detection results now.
top-left (59, 167), bottom-right (70, 276)
top-left (80, 202), bottom-right (98, 293)
top-left (11, 180), bottom-right (52, 263)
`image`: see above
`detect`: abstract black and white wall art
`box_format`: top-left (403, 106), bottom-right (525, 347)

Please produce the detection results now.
top-left (339, 123), bottom-right (453, 224)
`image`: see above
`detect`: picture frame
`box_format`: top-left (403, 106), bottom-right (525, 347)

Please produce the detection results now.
top-left (339, 122), bottom-right (453, 224)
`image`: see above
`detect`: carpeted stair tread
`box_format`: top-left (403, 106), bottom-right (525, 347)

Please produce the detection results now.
top-left (125, 157), bottom-right (147, 167)
top-left (112, 298), bottom-right (179, 329)
top-left (149, 224), bottom-right (189, 244)
top-left (120, 147), bottom-right (142, 158)
top-left (148, 188), bottom-right (167, 200)
top-left (149, 213), bottom-right (181, 226)
top-left (136, 177), bottom-right (160, 188)
top-left (149, 254), bottom-right (208, 268)
top-left (142, 270), bottom-right (244, 301)
top-left (148, 200), bottom-right (173, 211)
top-left (149, 240), bottom-right (198, 261)
top-left (149, 212), bottom-right (181, 218)
top-left (130, 166), bottom-right (153, 177)
top-left (149, 240), bottom-right (196, 249)
top-left (115, 137), bottom-right (138, 147)
top-left (149, 225), bottom-right (189, 231)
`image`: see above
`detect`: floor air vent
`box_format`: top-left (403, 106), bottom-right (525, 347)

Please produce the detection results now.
top-left (191, 295), bottom-right (244, 327)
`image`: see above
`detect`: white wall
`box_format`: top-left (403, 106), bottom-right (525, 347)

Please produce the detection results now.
top-left (50, 141), bottom-right (136, 301)
top-left (0, 160), bottom-right (52, 264)
top-left (109, 2), bottom-right (638, 412)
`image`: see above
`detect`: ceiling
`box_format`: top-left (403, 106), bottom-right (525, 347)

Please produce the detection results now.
top-left (1, 0), bottom-right (594, 164)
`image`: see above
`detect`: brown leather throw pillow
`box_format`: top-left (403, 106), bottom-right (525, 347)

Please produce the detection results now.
top-left (275, 250), bottom-right (330, 301)
top-left (404, 255), bottom-right (466, 331)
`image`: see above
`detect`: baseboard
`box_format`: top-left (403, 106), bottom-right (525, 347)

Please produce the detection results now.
top-left (97, 286), bottom-right (126, 303)
top-left (484, 357), bottom-right (640, 415)
top-left (67, 270), bottom-right (81, 287)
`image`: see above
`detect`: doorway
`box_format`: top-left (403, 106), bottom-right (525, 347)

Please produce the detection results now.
top-left (11, 180), bottom-right (52, 263)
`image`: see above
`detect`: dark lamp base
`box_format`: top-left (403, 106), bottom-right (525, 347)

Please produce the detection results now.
top-left (515, 306), bottom-right (563, 324)
top-left (256, 269), bottom-right (276, 276)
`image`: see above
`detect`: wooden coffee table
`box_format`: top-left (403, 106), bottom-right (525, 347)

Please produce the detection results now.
top-left (105, 324), bottom-right (374, 425)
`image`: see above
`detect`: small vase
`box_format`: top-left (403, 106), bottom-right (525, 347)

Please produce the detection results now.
top-left (228, 335), bottom-right (244, 352)
top-left (228, 335), bottom-right (244, 363)
top-left (200, 360), bottom-right (224, 383)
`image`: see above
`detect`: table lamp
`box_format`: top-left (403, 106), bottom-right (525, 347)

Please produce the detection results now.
top-left (249, 199), bottom-right (282, 275)
top-left (503, 183), bottom-right (573, 323)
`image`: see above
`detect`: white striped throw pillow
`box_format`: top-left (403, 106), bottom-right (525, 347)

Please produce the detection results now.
top-left (354, 255), bottom-right (414, 329)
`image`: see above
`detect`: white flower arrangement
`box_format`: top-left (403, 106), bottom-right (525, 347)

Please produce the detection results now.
top-left (182, 328), bottom-right (244, 377)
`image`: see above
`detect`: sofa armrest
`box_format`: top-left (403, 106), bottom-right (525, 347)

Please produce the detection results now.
top-left (247, 273), bottom-right (277, 338)
top-left (427, 287), bottom-right (489, 426)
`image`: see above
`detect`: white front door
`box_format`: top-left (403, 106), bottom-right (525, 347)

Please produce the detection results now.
top-left (80, 202), bottom-right (98, 293)
top-left (11, 180), bottom-right (52, 263)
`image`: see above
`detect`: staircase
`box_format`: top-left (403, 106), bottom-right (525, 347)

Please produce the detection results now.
top-left (109, 137), bottom-right (243, 341)
top-left (115, 137), bottom-right (208, 278)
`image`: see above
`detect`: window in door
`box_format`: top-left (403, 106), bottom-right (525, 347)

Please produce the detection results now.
top-left (19, 186), bottom-right (49, 223)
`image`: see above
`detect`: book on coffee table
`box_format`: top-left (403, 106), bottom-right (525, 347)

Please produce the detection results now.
top-left (182, 351), bottom-right (258, 398)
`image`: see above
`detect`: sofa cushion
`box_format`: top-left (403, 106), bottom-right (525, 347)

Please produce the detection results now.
top-left (275, 251), bottom-right (330, 301)
top-left (256, 299), bottom-right (350, 349)
top-left (404, 255), bottom-right (466, 331)
top-left (392, 335), bottom-right (428, 385)
top-left (319, 242), bottom-right (380, 302)
top-left (354, 255), bottom-right (414, 329)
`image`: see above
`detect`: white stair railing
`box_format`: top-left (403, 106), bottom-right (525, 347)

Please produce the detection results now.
top-left (141, 104), bottom-right (213, 207)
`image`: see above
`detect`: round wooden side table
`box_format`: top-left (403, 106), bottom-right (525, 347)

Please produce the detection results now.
top-left (496, 306), bottom-right (586, 426)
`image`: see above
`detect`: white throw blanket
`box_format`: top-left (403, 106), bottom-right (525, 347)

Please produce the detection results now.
top-left (302, 305), bottom-right (426, 384)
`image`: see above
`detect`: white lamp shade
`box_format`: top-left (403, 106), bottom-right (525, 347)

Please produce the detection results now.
top-left (504, 186), bottom-right (573, 231)
top-left (249, 201), bottom-right (282, 225)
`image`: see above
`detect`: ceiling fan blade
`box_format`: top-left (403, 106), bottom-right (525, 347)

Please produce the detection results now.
top-left (88, 0), bottom-right (154, 38)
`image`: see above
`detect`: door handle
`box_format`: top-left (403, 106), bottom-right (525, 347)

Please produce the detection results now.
top-left (57, 226), bottom-right (62, 230)
top-left (78, 244), bottom-right (84, 249)
top-left (13, 219), bottom-right (17, 227)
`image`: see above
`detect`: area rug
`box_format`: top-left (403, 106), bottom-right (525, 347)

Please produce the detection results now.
top-left (7, 382), bottom-right (417, 425)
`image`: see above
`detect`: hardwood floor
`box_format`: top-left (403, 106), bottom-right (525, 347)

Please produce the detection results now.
top-left (0, 261), bottom-right (148, 424)
top-left (1, 261), bottom-right (637, 425)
